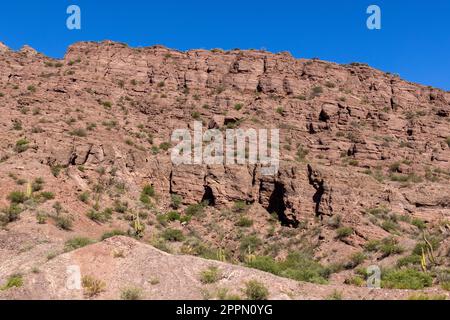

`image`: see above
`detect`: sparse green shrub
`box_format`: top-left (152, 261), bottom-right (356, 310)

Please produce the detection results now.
top-left (239, 235), bottom-right (262, 253)
top-left (397, 255), bottom-right (421, 268)
top-left (82, 276), bottom-right (106, 297)
top-left (345, 252), bottom-right (366, 269)
top-left (120, 287), bottom-right (142, 300)
top-left (191, 111), bottom-right (201, 120)
top-left (0, 204), bottom-right (23, 224)
top-left (50, 165), bottom-right (63, 177)
top-left (200, 266), bottom-right (222, 284)
top-left (296, 145), bottom-right (309, 162)
top-left (162, 228), bottom-right (185, 242)
top-left (232, 201), bottom-right (248, 213)
top-left (244, 280), bottom-right (268, 300)
top-left (101, 230), bottom-right (127, 240)
top-left (381, 220), bottom-right (398, 232)
top-left (166, 211), bottom-right (181, 222)
top-left (113, 200), bottom-right (128, 213)
top-left (31, 178), bottom-right (44, 192)
top-left (14, 139), bottom-right (29, 153)
top-left (1, 274), bottom-right (23, 290)
top-left (382, 268), bottom-right (432, 290)
top-left (344, 275), bottom-right (365, 287)
top-left (64, 237), bottom-right (95, 252)
top-left (235, 216), bottom-right (253, 227)
top-left (170, 194), bottom-right (183, 209)
top-left (27, 85), bottom-right (36, 92)
top-left (86, 209), bottom-right (111, 222)
top-left (7, 191), bottom-right (28, 204)
top-left (78, 191), bottom-right (90, 203)
top-left (159, 142), bottom-right (171, 151)
top-left (408, 293), bottom-right (447, 300)
top-left (411, 218), bottom-right (426, 230)
top-left (185, 203), bottom-right (205, 216)
top-left (336, 227), bottom-right (353, 239)
top-left (35, 212), bottom-right (47, 224)
top-left (142, 185), bottom-right (155, 197)
top-left (446, 137), bottom-right (450, 148)
top-left (276, 107), bottom-right (284, 115)
top-left (54, 215), bottom-right (73, 230)
top-left (102, 101), bottom-right (112, 109)
top-left (379, 237), bottom-right (404, 257)
top-left (326, 290), bottom-right (343, 300)
top-left (234, 103), bottom-right (243, 111)
top-left (40, 191), bottom-right (55, 200)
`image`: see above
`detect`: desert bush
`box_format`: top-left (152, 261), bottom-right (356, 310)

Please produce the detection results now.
top-left (382, 268), bottom-right (432, 290)
top-left (232, 201), bottom-right (248, 213)
top-left (191, 111), bottom-right (201, 119)
top-left (64, 237), bottom-right (95, 252)
top-left (14, 139), bottom-right (29, 153)
top-left (159, 142), bottom-right (171, 151)
top-left (234, 103), bottom-right (243, 111)
top-left (1, 274), bottom-right (23, 291)
top-left (87, 209), bottom-right (111, 222)
top-left (0, 204), bottom-right (23, 224)
top-left (336, 227), bottom-right (353, 239)
top-left (7, 191), bottom-right (28, 204)
top-left (185, 203), bottom-right (205, 216)
top-left (31, 178), bottom-right (44, 192)
top-left (326, 290), bottom-right (343, 300)
top-left (244, 280), bottom-right (269, 300)
top-left (408, 294), bottom-right (447, 300)
top-left (82, 276), bottom-right (105, 297)
top-left (397, 255), bottom-right (421, 268)
top-left (50, 165), bottom-right (63, 177)
top-left (235, 216), bottom-right (253, 227)
top-left (40, 191), bottom-right (55, 200)
top-left (296, 145), bottom-right (309, 161)
top-left (246, 252), bottom-right (329, 284)
top-left (345, 252), bottom-right (366, 269)
top-left (170, 194), bottom-right (183, 209)
top-left (142, 184), bottom-right (155, 197)
top-left (166, 211), bottom-right (181, 222)
top-left (381, 220), bottom-right (398, 232)
top-left (239, 235), bottom-right (262, 253)
top-left (36, 212), bottom-right (47, 224)
top-left (120, 287), bottom-right (142, 300)
top-left (379, 238), bottom-right (404, 257)
top-left (78, 191), bottom-right (90, 203)
top-left (162, 228), bottom-right (185, 242)
top-left (101, 229), bottom-right (127, 240)
top-left (54, 215), bottom-right (73, 230)
top-left (200, 266), bottom-right (222, 284)
top-left (113, 200), bottom-right (128, 213)
top-left (411, 218), bottom-right (426, 230)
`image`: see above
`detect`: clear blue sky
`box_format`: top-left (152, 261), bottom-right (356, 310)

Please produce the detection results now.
top-left (1, 1), bottom-right (449, 90)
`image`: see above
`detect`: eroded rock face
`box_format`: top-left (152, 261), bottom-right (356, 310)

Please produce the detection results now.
top-left (0, 40), bottom-right (449, 258)
top-left (307, 164), bottom-right (333, 218)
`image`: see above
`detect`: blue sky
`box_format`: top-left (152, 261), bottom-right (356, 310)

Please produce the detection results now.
top-left (0, 1), bottom-right (449, 90)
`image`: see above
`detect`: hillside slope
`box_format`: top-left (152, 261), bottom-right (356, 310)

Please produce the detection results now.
top-left (0, 41), bottom-right (449, 299)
